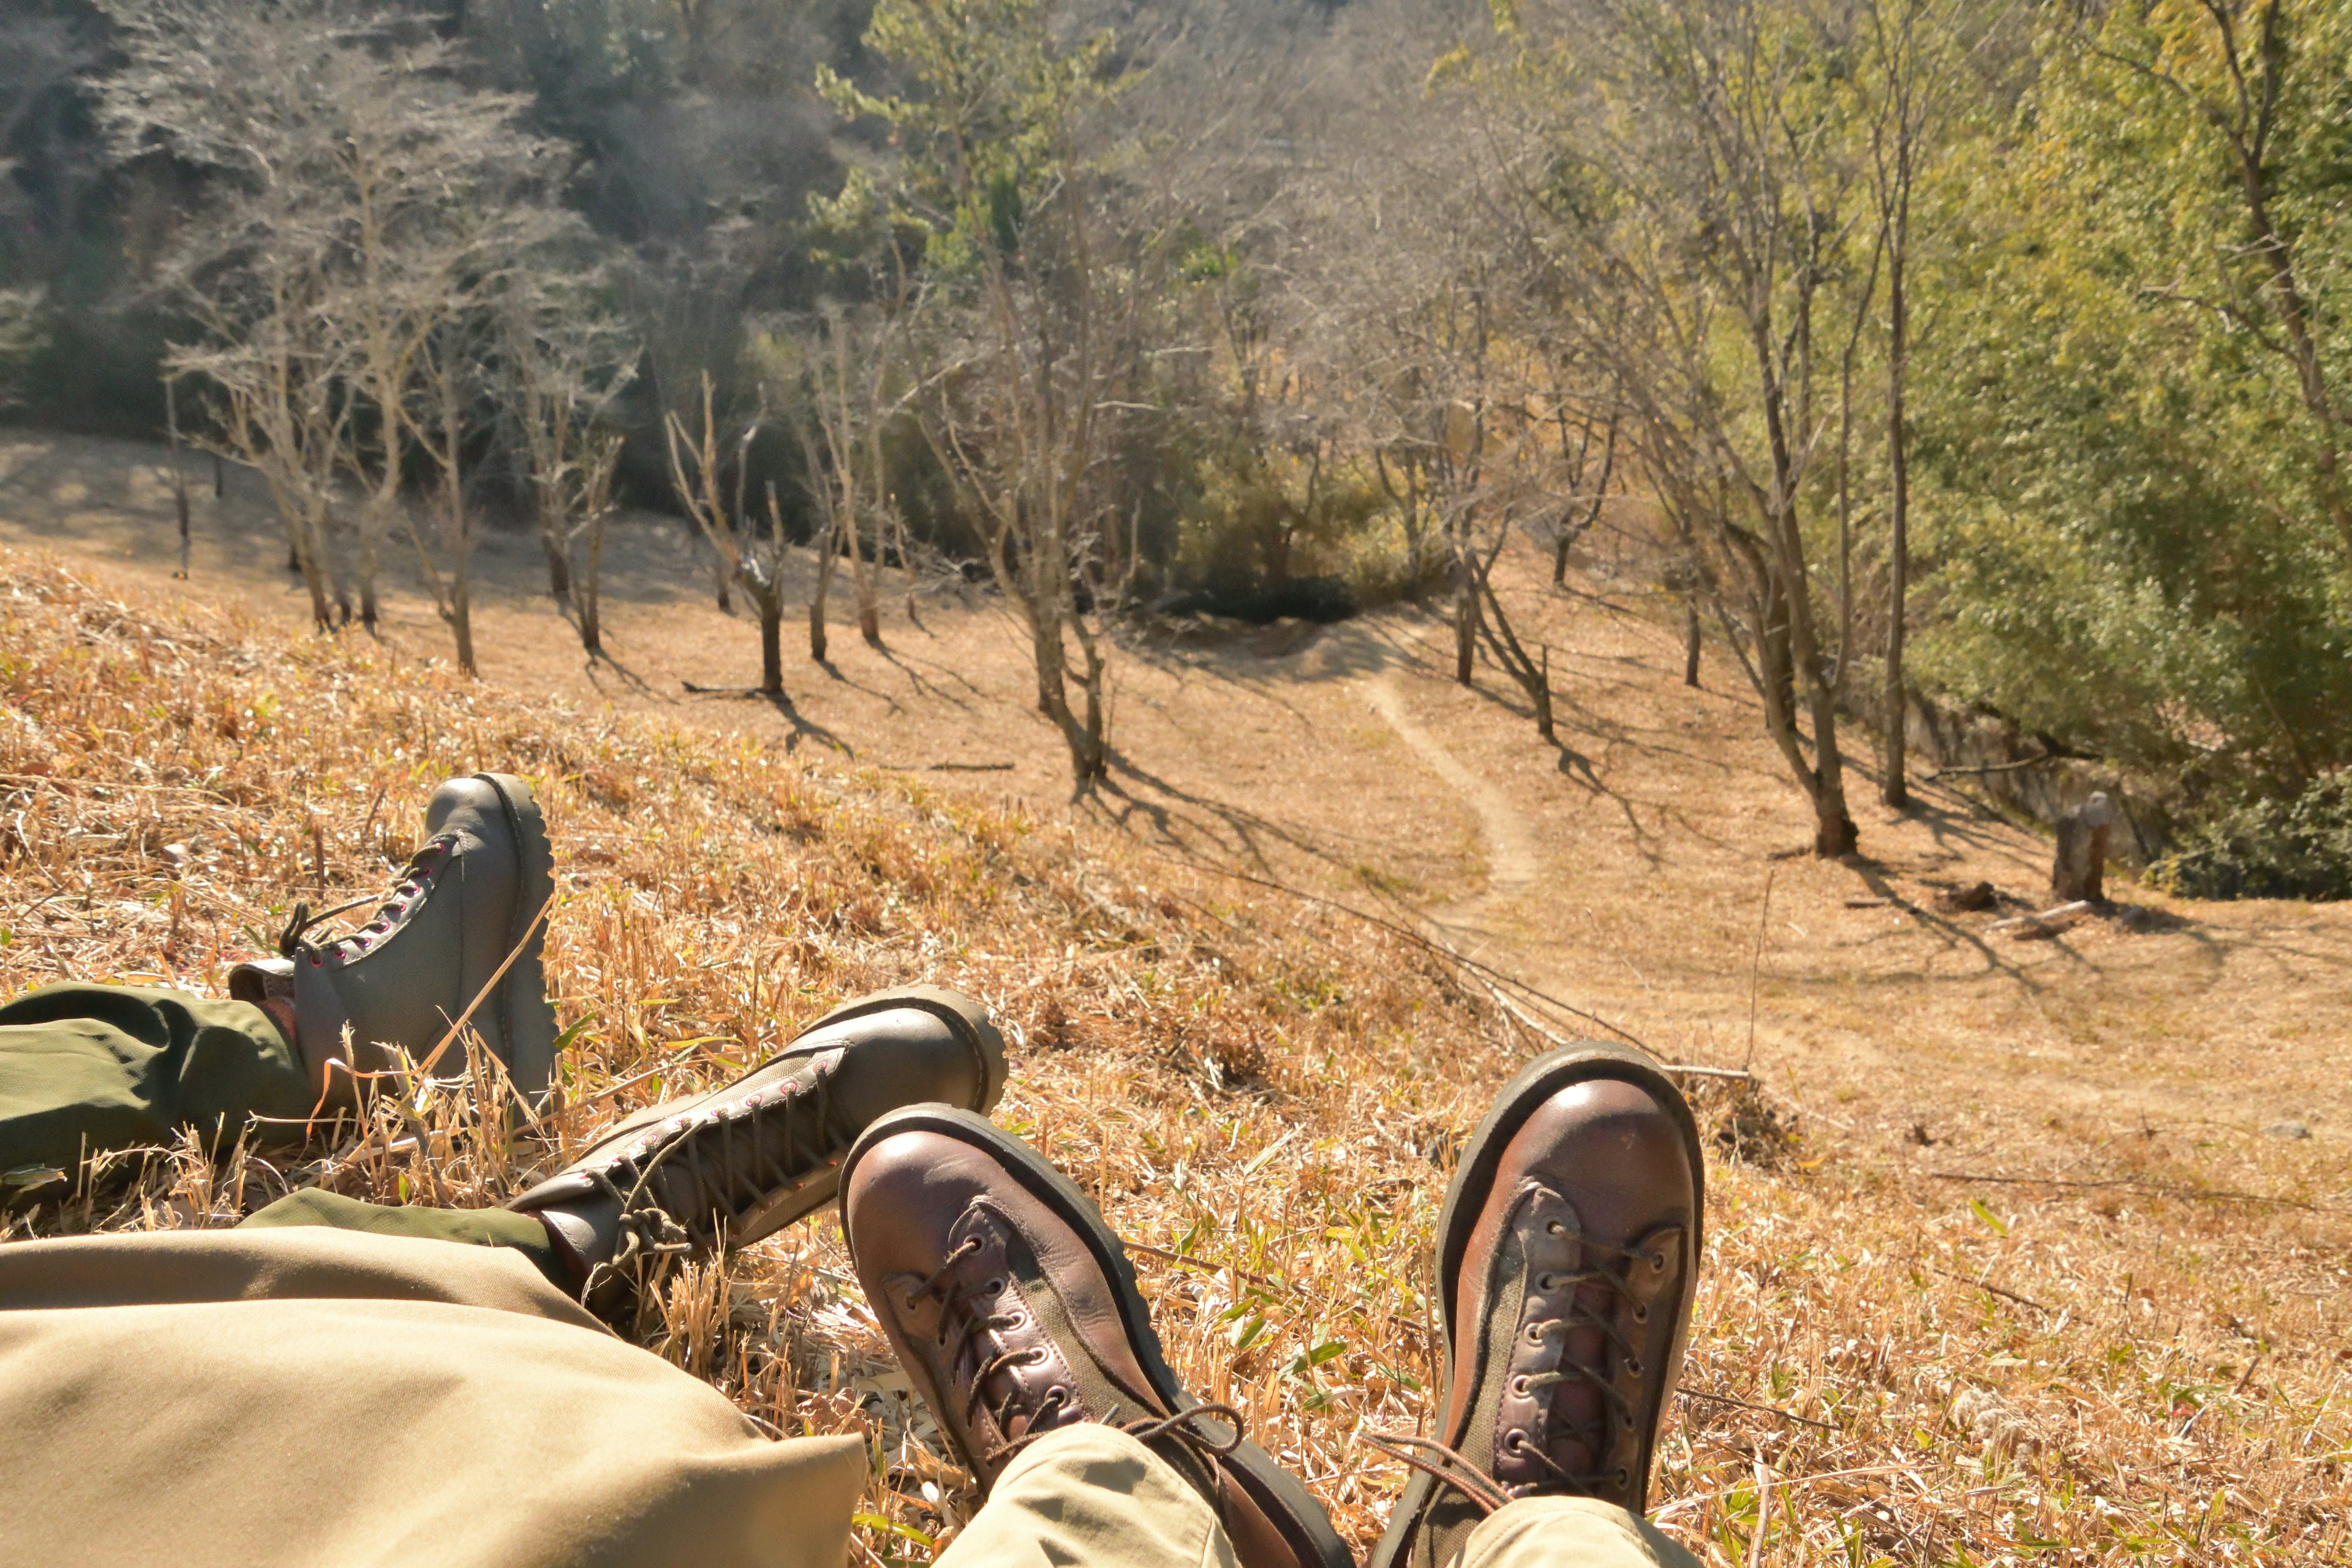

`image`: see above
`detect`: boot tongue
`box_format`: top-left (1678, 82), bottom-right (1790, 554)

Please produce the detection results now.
top-left (1492, 1184), bottom-right (1621, 1495)
top-left (1542, 1280), bottom-right (1615, 1479)
top-left (225, 956), bottom-right (295, 1006)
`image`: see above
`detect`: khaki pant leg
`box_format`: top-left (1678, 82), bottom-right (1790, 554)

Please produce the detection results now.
top-left (0, 1226), bottom-right (866, 1568)
top-left (1460, 1498), bottom-right (1703, 1568)
top-left (938, 1424), bottom-right (1239, 1568)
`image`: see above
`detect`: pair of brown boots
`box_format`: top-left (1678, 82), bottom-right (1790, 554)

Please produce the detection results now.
top-left (504, 987), bottom-right (1702, 1568)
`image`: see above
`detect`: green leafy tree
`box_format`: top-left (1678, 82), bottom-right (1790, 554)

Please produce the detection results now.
top-left (818, 0), bottom-right (1139, 786)
top-left (1913, 0), bottom-right (2352, 798)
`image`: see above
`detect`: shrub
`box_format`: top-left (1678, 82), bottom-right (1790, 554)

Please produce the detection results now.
top-left (2149, 772), bottom-right (2352, 901)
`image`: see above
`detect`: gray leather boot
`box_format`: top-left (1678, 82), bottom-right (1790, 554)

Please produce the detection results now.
top-left (228, 772), bottom-right (559, 1107)
top-left (509, 986), bottom-right (1006, 1303)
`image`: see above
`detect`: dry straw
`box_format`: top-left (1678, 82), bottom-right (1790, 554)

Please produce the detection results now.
top-left (0, 552), bottom-right (2343, 1564)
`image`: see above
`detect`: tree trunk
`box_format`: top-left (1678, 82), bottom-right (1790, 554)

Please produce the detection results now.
top-left (212, 452), bottom-right (225, 499)
top-left (1553, 529), bottom-right (1572, 586)
top-left (1683, 596), bottom-right (1703, 687)
top-left (1806, 685), bottom-right (1858, 856)
top-left (1882, 181), bottom-right (1912, 810)
top-left (1762, 571), bottom-right (1796, 722)
top-left (578, 583), bottom-right (602, 655)
top-left (440, 371), bottom-right (476, 677)
top-left (447, 488), bottom-right (475, 677)
top-left (577, 497), bottom-right (608, 657)
top-left (809, 521), bottom-right (837, 663)
top-left (290, 517), bottom-right (333, 630)
top-left (1033, 613), bottom-right (1069, 718)
top-left (450, 572), bottom-right (475, 676)
top-left (1068, 635), bottom-right (1109, 783)
top-left (1532, 646), bottom-right (1554, 741)
top-left (757, 586), bottom-right (783, 696)
top-left (172, 477), bottom-right (191, 578)
top-left (859, 600), bottom-right (881, 647)
top-left (357, 495), bottom-right (391, 631)
top-left (2051, 793), bottom-right (2113, 902)
top-left (541, 528), bottom-right (573, 605)
top-left (1453, 574), bottom-right (1478, 685)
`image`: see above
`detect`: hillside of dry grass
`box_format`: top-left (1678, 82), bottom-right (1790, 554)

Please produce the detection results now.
top-left (0, 549), bottom-right (2345, 1566)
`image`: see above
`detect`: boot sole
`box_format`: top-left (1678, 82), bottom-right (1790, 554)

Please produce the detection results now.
top-left (1369, 1041), bottom-right (1706, 1568)
top-left (728, 986), bottom-right (1009, 1250)
top-left (842, 1105), bottom-right (1351, 1568)
top-left (476, 772), bottom-right (560, 1101)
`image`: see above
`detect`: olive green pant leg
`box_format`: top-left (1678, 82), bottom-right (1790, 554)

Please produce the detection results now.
top-left (238, 1189), bottom-right (572, 1293)
top-left (1460, 1496), bottom-right (1704, 1568)
top-left (0, 982), bottom-right (314, 1177)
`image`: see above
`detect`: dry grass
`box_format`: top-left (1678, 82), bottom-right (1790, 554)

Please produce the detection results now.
top-left (0, 550), bottom-right (2345, 1566)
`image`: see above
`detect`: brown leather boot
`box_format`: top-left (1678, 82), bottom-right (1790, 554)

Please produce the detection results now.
top-left (1368, 1044), bottom-right (1703, 1568)
top-left (510, 987), bottom-right (1005, 1301)
top-left (842, 1106), bottom-right (1351, 1568)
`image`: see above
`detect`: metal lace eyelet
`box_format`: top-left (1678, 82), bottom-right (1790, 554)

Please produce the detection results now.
top-left (1626, 1357), bottom-right (1643, 1376)
top-left (1649, 1252), bottom-right (1668, 1272)
top-left (1632, 1304), bottom-right (1649, 1323)
top-left (1615, 1466), bottom-right (1631, 1488)
top-left (1510, 1374), bottom-right (1530, 1396)
top-left (1547, 1220), bottom-right (1565, 1235)
top-left (1024, 1347), bottom-right (1050, 1366)
top-left (1526, 1322), bottom-right (1547, 1344)
top-left (1503, 1430), bottom-right (1528, 1452)
top-left (1621, 1413), bottom-right (1635, 1429)
top-left (987, 1278), bottom-right (1006, 1295)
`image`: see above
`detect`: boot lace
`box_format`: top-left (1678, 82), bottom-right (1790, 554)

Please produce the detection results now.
top-left (1370, 1228), bottom-right (1653, 1504)
top-left (276, 838), bottom-right (454, 958)
top-left (1510, 1229), bottom-right (1650, 1494)
top-left (903, 1232), bottom-right (1250, 1471)
top-left (589, 1065), bottom-right (843, 1271)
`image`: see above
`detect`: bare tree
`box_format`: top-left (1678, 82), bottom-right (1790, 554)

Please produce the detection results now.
top-left (333, 56), bottom-right (544, 630)
top-left (501, 276), bottom-right (636, 650)
top-left (823, 0), bottom-right (1147, 786)
top-left (1491, 0), bottom-right (1871, 854)
top-left (98, 0), bottom-right (368, 627)
top-left (172, 298), bottom-right (350, 628)
top-left (775, 307), bottom-right (902, 655)
top-left (668, 371), bottom-right (790, 695)
top-left (570, 431), bottom-right (624, 657)
top-left (101, 0), bottom-right (576, 660)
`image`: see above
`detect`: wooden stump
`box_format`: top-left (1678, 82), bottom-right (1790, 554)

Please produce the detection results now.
top-left (2052, 791), bottom-right (2113, 903)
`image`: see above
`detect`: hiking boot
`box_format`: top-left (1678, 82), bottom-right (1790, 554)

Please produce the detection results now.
top-left (842, 1106), bottom-right (1350, 1568)
top-left (510, 987), bottom-right (1006, 1297)
top-left (1368, 1044), bottom-right (1703, 1568)
top-left (227, 772), bottom-right (559, 1107)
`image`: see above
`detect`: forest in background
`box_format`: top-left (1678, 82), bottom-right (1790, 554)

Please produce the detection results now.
top-left (6, 0), bottom-right (2352, 892)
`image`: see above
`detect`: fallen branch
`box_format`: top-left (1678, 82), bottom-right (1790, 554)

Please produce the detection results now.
top-left (1923, 1264), bottom-right (2054, 1316)
top-left (1987, 899), bottom-right (2092, 939)
top-left (1678, 1387), bottom-right (1839, 1432)
top-left (1159, 854), bottom-right (1652, 1050)
top-left (1473, 967), bottom-right (1748, 1079)
top-left (1926, 1170), bottom-right (2342, 1215)
top-left (1926, 752), bottom-right (2062, 779)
